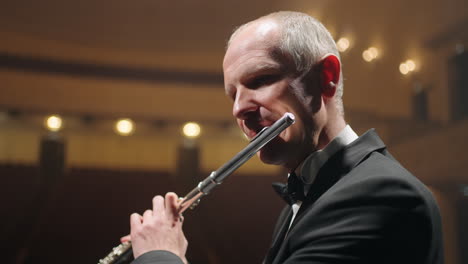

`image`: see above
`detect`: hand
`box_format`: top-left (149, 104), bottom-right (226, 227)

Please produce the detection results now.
top-left (120, 234), bottom-right (131, 243)
top-left (130, 192), bottom-right (188, 263)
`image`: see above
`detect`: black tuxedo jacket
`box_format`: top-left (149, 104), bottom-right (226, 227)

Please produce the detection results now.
top-left (133, 130), bottom-right (443, 264)
top-left (264, 130), bottom-right (443, 264)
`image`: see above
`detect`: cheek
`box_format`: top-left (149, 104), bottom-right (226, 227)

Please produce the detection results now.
top-left (287, 117), bottom-right (315, 150)
top-left (289, 120), bottom-right (306, 140)
top-left (259, 83), bottom-right (290, 104)
top-left (236, 119), bottom-right (244, 131)
top-left (279, 117), bottom-right (300, 143)
top-left (259, 93), bottom-right (295, 116)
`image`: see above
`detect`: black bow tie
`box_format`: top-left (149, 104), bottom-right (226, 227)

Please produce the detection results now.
top-left (272, 172), bottom-right (306, 205)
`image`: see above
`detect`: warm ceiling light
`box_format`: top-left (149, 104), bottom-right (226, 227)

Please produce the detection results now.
top-left (337, 37), bottom-right (350, 52)
top-left (45, 115), bottom-right (63, 132)
top-left (362, 47), bottom-right (379, 62)
top-left (399, 63), bottom-right (410, 75)
top-left (399, 59), bottom-right (417, 75)
top-left (182, 122), bottom-right (201, 138)
top-left (115, 118), bottom-right (134, 136)
top-left (362, 50), bottom-right (373, 62)
top-left (406, 60), bottom-right (416, 71)
top-left (368, 47), bottom-right (379, 59)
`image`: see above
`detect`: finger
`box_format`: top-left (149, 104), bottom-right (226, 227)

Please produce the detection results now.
top-left (165, 192), bottom-right (178, 212)
top-left (152, 195), bottom-right (165, 216)
top-left (120, 234), bottom-right (131, 243)
top-left (130, 213), bottom-right (142, 231)
top-left (165, 192), bottom-right (180, 222)
top-left (142, 209), bottom-right (153, 222)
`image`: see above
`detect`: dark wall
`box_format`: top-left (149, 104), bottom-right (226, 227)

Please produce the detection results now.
top-left (0, 164), bottom-right (285, 264)
top-left (449, 50), bottom-right (468, 121)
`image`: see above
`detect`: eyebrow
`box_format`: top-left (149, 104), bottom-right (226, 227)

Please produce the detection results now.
top-left (249, 62), bottom-right (281, 73)
top-left (242, 62), bottom-right (282, 79)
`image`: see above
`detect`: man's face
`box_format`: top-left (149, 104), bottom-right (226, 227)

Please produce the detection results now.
top-left (223, 20), bottom-right (324, 170)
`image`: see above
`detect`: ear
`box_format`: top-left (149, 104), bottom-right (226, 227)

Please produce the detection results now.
top-left (318, 54), bottom-right (340, 98)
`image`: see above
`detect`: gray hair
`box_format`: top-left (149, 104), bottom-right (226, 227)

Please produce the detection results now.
top-left (228, 11), bottom-right (344, 115)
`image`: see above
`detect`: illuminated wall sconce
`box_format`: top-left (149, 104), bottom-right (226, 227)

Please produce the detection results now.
top-left (115, 118), bottom-right (135, 136)
top-left (362, 47), bottom-right (379, 62)
top-left (45, 115), bottom-right (63, 132)
top-left (337, 37), bottom-right (350, 52)
top-left (182, 122), bottom-right (201, 139)
top-left (399, 59), bottom-right (417, 75)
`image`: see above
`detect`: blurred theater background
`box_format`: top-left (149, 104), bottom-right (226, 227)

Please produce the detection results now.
top-left (0, 0), bottom-right (467, 263)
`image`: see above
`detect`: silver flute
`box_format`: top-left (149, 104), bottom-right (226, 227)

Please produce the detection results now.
top-left (98, 112), bottom-right (295, 264)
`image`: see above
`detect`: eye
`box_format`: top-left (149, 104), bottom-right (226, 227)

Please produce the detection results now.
top-left (247, 74), bottom-right (280, 88)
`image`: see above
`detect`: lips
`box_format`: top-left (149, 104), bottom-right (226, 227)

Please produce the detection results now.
top-left (244, 127), bottom-right (262, 139)
top-left (243, 118), bottom-right (273, 139)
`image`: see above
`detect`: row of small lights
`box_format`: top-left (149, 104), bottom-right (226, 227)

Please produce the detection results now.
top-left (39, 39), bottom-right (420, 137)
top-left (45, 115), bottom-right (202, 138)
top-left (336, 37), bottom-right (417, 75)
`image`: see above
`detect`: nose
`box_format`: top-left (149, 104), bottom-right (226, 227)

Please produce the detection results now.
top-left (232, 87), bottom-right (258, 120)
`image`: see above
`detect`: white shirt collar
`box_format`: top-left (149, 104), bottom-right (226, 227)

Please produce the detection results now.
top-left (287, 125), bottom-right (358, 230)
top-left (295, 125), bottom-right (358, 185)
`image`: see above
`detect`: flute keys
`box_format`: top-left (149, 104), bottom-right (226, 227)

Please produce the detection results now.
top-left (189, 198), bottom-right (201, 210)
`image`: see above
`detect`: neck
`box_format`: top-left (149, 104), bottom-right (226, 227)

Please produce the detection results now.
top-left (317, 118), bottom-right (346, 150)
top-left (317, 99), bottom-right (346, 149)
top-left (286, 106), bottom-right (346, 172)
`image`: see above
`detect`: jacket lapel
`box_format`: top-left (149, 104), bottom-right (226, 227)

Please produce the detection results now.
top-left (264, 206), bottom-right (292, 264)
top-left (268, 129), bottom-right (387, 263)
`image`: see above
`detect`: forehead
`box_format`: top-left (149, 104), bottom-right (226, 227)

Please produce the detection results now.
top-left (223, 19), bottom-right (281, 70)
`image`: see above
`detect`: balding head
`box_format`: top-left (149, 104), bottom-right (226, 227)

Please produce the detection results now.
top-left (227, 11), bottom-right (344, 115)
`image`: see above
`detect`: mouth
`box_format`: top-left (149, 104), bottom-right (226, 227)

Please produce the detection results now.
top-left (245, 127), bottom-right (264, 139)
top-left (243, 119), bottom-right (272, 139)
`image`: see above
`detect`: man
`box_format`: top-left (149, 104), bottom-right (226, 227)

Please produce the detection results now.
top-left (128, 11), bottom-right (444, 264)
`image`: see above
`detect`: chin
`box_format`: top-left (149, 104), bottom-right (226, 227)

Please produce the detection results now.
top-left (258, 152), bottom-right (280, 165)
top-left (257, 139), bottom-right (289, 166)
top-left (257, 134), bottom-right (308, 169)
